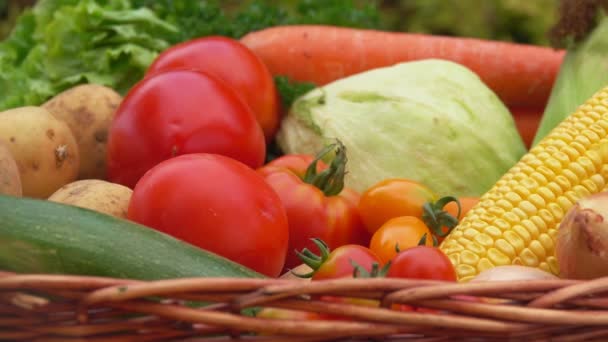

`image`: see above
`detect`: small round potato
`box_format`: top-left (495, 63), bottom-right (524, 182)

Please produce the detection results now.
top-left (48, 179), bottom-right (133, 219)
top-left (43, 84), bottom-right (122, 180)
top-left (0, 106), bottom-right (80, 198)
top-left (0, 141), bottom-right (22, 197)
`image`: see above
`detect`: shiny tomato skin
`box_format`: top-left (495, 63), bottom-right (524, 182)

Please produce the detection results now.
top-left (146, 36), bottom-right (280, 142)
top-left (370, 216), bottom-right (434, 265)
top-left (312, 244), bottom-right (382, 280)
top-left (436, 196), bottom-right (480, 243)
top-left (358, 178), bottom-right (437, 235)
top-left (387, 246), bottom-right (457, 282)
top-left (264, 154), bottom-right (326, 178)
top-left (127, 153), bottom-right (289, 278)
top-left (107, 69), bottom-right (265, 188)
top-left (258, 156), bottom-right (371, 270)
top-left (445, 196), bottom-right (479, 219)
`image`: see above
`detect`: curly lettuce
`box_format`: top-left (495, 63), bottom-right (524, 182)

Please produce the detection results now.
top-left (0, 0), bottom-right (180, 110)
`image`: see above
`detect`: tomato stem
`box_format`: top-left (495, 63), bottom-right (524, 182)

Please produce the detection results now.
top-left (293, 238), bottom-right (331, 278)
top-left (302, 139), bottom-right (348, 196)
top-left (351, 259), bottom-right (391, 278)
top-left (418, 233), bottom-right (438, 247)
top-left (421, 196), bottom-right (461, 239)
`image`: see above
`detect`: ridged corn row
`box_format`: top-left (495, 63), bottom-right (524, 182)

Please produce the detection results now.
top-left (440, 86), bottom-right (608, 282)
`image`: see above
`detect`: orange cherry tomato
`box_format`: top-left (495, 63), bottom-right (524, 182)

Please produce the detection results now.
top-left (445, 196), bottom-right (479, 219)
top-left (358, 178), bottom-right (437, 235)
top-left (436, 196), bottom-right (480, 243)
top-left (369, 216), bottom-right (434, 264)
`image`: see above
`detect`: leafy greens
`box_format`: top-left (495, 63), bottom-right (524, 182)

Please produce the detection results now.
top-left (0, 0), bottom-right (380, 111)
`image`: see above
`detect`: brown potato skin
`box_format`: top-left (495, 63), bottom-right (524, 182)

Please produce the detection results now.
top-left (43, 84), bottom-right (122, 180)
top-left (0, 141), bottom-right (22, 197)
top-left (0, 106), bottom-right (80, 198)
top-left (48, 179), bottom-right (133, 219)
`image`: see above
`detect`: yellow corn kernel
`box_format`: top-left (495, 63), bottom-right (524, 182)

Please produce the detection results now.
top-left (440, 87), bottom-right (608, 281)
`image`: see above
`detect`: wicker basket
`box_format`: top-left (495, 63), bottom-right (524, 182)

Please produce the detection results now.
top-left (3, 270), bottom-right (608, 341)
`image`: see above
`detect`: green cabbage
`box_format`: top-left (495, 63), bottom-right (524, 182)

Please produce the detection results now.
top-left (276, 59), bottom-right (527, 197)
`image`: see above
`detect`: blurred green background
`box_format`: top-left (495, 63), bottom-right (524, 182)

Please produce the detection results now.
top-left (0, 0), bottom-right (559, 45)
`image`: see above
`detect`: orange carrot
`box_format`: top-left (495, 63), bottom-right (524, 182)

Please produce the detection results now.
top-left (241, 25), bottom-right (566, 109)
top-left (509, 106), bottom-right (544, 150)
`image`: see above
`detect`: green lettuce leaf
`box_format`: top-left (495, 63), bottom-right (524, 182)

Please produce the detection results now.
top-left (0, 0), bottom-right (180, 110)
top-left (0, 0), bottom-right (381, 112)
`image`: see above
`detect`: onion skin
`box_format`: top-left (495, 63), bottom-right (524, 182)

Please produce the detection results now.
top-left (556, 192), bottom-right (608, 280)
top-left (470, 265), bottom-right (558, 282)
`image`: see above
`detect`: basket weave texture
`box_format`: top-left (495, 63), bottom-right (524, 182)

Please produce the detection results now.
top-left (3, 270), bottom-right (608, 341)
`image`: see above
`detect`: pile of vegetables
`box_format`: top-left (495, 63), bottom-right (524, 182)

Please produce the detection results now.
top-left (0, 0), bottom-right (380, 112)
top-left (4, 0), bottom-right (608, 332)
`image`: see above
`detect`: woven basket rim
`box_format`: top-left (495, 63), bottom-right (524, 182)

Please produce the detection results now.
top-left (4, 270), bottom-right (608, 341)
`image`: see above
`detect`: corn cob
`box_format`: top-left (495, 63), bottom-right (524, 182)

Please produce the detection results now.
top-left (440, 86), bottom-right (608, 282)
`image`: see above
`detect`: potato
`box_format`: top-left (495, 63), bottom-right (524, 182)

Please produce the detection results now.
top-left (43, 84), bottom-right (122, 180)
top-left (0, 106), bottom-right (80, 198)
top-left (0, 141), bottom-right (22, 197)
top-left (48, 179), bottom-right (133, 219)
top-left (280, 264), bottom-right (313, 281)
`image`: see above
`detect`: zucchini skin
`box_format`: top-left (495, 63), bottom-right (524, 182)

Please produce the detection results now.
top-left (0, 195), bottom-right (264, 279)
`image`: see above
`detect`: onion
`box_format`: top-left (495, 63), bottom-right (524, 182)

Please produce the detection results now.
top-left (470, 265), bottom-right (558, 282)
top-left (556, 192), bottom-right (608, 279)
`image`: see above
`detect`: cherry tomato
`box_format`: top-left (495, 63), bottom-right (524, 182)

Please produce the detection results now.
top-left (387, 246), bottom-right (457, 282)
top-left (358, 178), bottom-right (437, 235)
top-left (258, 142), bottom-right (370, 270)
top-left (436, 196), bottom-right (479, 243)
top-left (369, 216), bottom-right (434, 264)
top-left (146, 36), bottom-right (280, 142)
top-left (127, 153), bottom-right (289, 278)
top-left (297, 240), bottom-right (383, 281)
top-left (107, 69), bottom-right (265, 189)
top-left (296, 239), bottom-right (383, 318)
top-left (385, 246), bottom-right (456, 314)
top-left (445, 196), bottom-right (479, 219)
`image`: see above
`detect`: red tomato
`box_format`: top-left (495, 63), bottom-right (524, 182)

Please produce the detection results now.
top-left (106, 69), bottom-right (265, 188)
top-left (127, 153), bottom-right (289, 278)
top-left (302, 242), bottom-right (383, 281)
top-left (146, 36), bottom-right (280, 142)
top-left (387, 246), bottom-right (457, 282)
top-left (258, 143), bottom-right (370, 270)
top-left (358, 178), bottom-right (437, 235)
top-left (386, 246), bottom-right (456, 314)
top-left (295, 240), bottom-right (383, 319)
top-left (369, 216), bottom-right (434, 265)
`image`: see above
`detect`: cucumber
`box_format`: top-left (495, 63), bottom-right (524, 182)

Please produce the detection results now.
top-left (0, 194), bottom-right (264, 280)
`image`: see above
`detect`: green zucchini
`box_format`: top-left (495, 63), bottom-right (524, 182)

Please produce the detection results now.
top-left (0, 194), bottom-right (264, 280)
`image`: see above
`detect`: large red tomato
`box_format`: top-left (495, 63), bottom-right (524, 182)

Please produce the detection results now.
top-left (127, 153), bottom-right (289, 278)
top-left (257, 142), bottom-right (370, 270)
top-left (106, 69), bottom-right (265, 188)
top-left (146, 36), bottom-right (280, 142)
